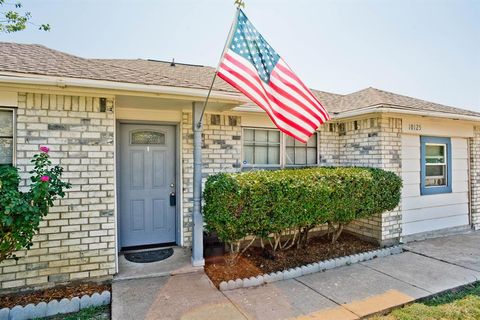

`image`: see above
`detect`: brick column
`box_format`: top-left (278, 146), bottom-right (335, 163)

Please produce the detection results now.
top-left (378, 117), bottom-right (402, 245)
top-left (324, 116), bottom-right (402, 246)
top-left (181, 112), bottom-right (242, 246)
top-left (471, 126), bottom-right (480, 229)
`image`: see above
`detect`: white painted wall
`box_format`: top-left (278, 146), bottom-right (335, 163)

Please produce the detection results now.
top-left (0, 90), bottom-right (17, 107)
top-left (401, 134), bottom-right (470, 236)
top-left (116, 107), bottom-right (182, 122)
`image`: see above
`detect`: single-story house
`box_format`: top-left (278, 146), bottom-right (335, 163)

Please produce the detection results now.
top-left (0, 42), bottom-right (479, 291)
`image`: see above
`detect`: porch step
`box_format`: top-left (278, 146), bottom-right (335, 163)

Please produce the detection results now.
top-left (114, 247), bottom-right (203, 282)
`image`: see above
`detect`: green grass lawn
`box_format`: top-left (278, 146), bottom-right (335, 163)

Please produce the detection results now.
top-left (39, 305), bottom-right (110, 320)
top-left (374, 282), bottom-right (480, 320)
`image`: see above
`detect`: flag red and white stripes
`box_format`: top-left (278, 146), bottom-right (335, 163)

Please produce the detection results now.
top-left (217, 10), bottom-right (330, 143)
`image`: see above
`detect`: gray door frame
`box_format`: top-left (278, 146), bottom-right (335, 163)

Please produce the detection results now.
top-left (116, 120), bottom-right (181, 250)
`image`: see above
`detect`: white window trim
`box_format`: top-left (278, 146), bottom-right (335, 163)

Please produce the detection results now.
top-left (242, 127), bottom-right (282, 168)
top-left (424, 142), bottom-right (447, 187)
top-left (241, 127), bottom-right (319, 169)
top-left (284, 134), bottom-right (318, 167)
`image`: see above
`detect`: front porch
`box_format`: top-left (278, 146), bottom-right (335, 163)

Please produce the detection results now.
top-left (114, 247), bottom-right (201, 281)
top-left (113, 93), bottom-right (242, 275)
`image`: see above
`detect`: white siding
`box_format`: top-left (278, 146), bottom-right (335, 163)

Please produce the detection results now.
top-left (401, 134), bottom-right (470, 236)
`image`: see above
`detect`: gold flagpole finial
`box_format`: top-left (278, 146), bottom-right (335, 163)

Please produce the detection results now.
top-left (234, 0), bottom-right (245, 8)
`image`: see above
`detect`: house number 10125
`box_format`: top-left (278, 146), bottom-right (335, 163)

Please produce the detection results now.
top-left (408, 124), bottom-right (422, 131)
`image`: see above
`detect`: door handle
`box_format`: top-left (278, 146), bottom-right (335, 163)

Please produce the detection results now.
top-left (170, 192), bottom-right (176, 206)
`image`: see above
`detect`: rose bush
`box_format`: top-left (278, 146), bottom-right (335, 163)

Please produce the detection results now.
top-left (0, 147), bottom-right (70, 262)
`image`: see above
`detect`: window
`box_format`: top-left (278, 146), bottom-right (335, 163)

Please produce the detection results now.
top-left (425, 144), bottom-right (447, 186)
top-left (130, 130), bottom-right (165, 145)
top-left (285, 134), bottom-right (317, 166)
top-left (421, 136), bottom-right (452, 195)
top-left (242, 128), bottom-right (318, 167)
top-left (0, 109), bottom-right (14, 166)
top-left (243, 128), bottom-right (280, 166)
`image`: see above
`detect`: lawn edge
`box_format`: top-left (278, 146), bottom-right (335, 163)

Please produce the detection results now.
top-left (219, 245), bottom-right (403, 291)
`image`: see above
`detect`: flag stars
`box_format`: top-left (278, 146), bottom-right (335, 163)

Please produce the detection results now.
top-left (232, 12), bottom-right (280, 83)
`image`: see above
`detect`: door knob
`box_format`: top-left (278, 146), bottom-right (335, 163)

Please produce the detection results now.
top-left (170, 183), bottom-right (175, 188)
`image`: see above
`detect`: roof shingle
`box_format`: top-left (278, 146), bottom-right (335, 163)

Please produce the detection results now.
top-left (1, 42), bottom-right (478, 118)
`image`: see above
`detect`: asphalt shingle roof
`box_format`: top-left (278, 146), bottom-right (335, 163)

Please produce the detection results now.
top-left (92, 58), bottom-right (235, 93)
top-left (1, 42), bottom-right (479, 118)
top-left (330, 87), bottom-right (480, 117)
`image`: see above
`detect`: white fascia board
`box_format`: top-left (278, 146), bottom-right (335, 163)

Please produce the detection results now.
top-left (235, 104), bottom-right (480, 122)
top-left (331, 105), bottom-right (480, 122)
top-left (0, 72), bottom-right (248, 104)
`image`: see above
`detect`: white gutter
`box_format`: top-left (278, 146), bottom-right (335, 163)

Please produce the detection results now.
top-left (234, 104), bottom-right (480, 122)
top-left (2, 72), bottom-right (478, 122)
top-left (331, 105), bottom-right (480, 122)
top-left (0, 72), bottom-right (248, 104)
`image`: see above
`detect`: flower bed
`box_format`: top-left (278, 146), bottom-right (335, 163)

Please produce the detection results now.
top-left (205, 233), bottom-right (402, 289)
top-left (0, 283), bottom-right (111, 320)
top-left (203, 167), bottom-right (403, 290)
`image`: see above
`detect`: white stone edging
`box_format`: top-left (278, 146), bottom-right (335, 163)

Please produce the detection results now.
top-left (219, 245), bottom-right (403, 291)
top-left (0, 290), bottom-right (111, 320)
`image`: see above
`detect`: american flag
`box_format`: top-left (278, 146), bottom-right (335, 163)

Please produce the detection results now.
top-left (217, 10), bottom-right (330, 143)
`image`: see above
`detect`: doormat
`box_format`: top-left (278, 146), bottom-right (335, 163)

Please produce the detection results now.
top-left (124, 248), bottom-right (174, 263)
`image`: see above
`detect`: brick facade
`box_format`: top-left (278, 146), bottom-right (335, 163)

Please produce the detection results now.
top-left (318, 116), bottom-right (403, 245)
top-left (182, 112), bottom-right (403, 246)
top-left (3, 94), bottom-right (476, 291)
top-left (471, 126), bottom-right (480, 230)
top-left (181, 112), bottom-right (403, 246)
top-left (181, 112), bottom-right (242, 246)
top-left (0, 93), bottom-right (116, 291)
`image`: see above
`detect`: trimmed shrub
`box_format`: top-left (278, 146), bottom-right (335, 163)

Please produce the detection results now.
top-left (203, 167), bottom-right (402, 256)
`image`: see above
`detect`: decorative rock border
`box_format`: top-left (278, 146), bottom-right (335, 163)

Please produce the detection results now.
top-left (219, 245), bottom-right (403, 291)
top-left (0, 291), bottom-right (111, 320)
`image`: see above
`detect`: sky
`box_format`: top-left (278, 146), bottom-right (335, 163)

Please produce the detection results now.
top-left (2, 0), bottom-right (480, 111)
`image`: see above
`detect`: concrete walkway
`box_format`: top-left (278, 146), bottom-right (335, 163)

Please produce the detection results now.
top-left (112, 231), bottom-right (480, 320)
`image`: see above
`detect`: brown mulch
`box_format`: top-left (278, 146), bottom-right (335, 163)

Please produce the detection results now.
top-left (205, 233), bottom-right (379, 287)
top-left (0, 282), bottom-right (111, 309)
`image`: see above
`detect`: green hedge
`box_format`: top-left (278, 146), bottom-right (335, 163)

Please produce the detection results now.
top-left (203, 167), bottom-right (402, 252)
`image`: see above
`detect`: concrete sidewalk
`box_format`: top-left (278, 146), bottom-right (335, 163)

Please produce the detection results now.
top-left (112, 231), bottom-right (480, 320)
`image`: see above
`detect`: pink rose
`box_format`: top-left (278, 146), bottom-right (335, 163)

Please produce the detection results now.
top-left (40, 175), bottom-right (50, 182)
top-left (40, 146), bottom-right (50, 153)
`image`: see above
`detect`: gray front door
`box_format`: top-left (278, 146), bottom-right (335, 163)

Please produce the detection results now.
top-left (120, 124), bottom-right (176, 248)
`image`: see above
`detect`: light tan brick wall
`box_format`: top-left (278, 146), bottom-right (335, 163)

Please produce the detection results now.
top-left (471, 126), bottom-right (480, 230)
top-left (318, 116), bottom-right (402, 245)
top-left (0, 93), bottom-right (116, 292)
top-left (181, 112), bottom-right (242, 246)
top-left (318, 123), bottom-right (340, 166)
top-left (181, 112), bottom-right (402, 246)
